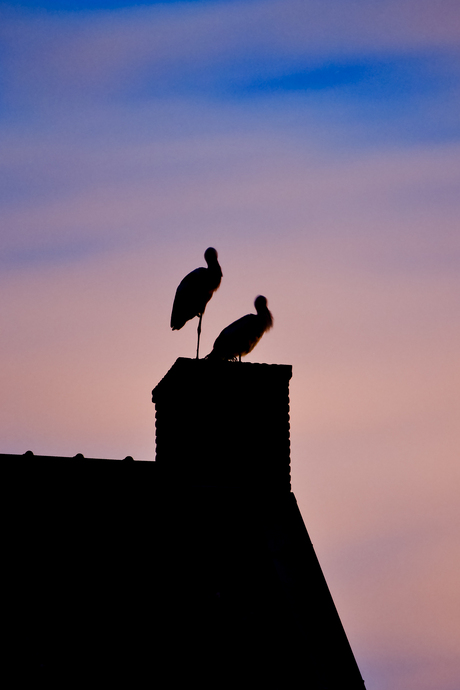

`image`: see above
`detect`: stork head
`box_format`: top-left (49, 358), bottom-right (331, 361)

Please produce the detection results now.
top-left (204, 247), bottom-right (218, 264)
top-left (254, 295), bottom-right (267, 311)
top-left (254, 295), bottom-right (273, 330)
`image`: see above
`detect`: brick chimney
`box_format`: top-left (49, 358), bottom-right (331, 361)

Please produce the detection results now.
top-left (152, 358), bottom-right (292, 491)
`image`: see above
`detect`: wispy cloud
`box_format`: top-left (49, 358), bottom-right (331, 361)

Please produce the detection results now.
top-left (2, 0), bottom-right (460, 103)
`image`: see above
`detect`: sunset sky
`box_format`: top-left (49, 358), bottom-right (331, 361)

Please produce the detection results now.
top-left (1, 1), bottom-right (459, 687)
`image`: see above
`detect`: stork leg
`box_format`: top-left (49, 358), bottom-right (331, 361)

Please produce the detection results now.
top-left (196, 314), bottom-right (203, 359)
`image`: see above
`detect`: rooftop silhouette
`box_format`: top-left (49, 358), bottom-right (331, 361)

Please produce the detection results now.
top-left (5, 357), bottom-right (365, 687)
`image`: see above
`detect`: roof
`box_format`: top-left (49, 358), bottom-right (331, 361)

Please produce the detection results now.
top-left (4, 452), bottom-right (365, 687)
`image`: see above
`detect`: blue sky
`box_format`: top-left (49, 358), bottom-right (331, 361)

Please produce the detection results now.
top-left (1, 2), bottom-right (460, 689)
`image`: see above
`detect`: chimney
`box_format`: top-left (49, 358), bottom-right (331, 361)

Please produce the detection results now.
top-left (152, 358), bottom-right (292, 491)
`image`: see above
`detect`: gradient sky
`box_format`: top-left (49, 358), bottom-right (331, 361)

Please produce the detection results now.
top-left (1, 1), bottom-right (459, 688)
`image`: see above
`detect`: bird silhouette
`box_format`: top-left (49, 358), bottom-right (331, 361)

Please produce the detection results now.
top-left (171, 247), bottom-right (223, 359)
top-left (206, 295), bottom-right (273, 361)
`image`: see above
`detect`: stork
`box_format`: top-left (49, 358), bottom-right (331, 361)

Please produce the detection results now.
top-left (206, 295), bottom-right (273, 361)
top-left (171, 247), bottom-right (223, 359)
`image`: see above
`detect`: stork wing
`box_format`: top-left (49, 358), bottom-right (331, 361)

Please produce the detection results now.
top-left (211, 314), bottom-right (262, 360)
top-left (171, 267), bottom-right (208, 330)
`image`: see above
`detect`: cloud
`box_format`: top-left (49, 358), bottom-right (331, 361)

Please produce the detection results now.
top-left (2, 115), bottom-right (458, 270)
top-left (2, 0), bottom-right (460, 106)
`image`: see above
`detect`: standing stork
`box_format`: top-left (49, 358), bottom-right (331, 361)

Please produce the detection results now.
top-left (171, 247), bottom-right (222, 359)
top-left (206, 295), bottom-right (273, 361)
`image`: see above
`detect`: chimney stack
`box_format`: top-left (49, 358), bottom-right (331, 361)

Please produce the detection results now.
top-left (152, 358), bottom-right (292, 491)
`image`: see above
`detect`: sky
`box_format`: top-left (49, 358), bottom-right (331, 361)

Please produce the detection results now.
top-left (1, 0), bottom-right (459, 687)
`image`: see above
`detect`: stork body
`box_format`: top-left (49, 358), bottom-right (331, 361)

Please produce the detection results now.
top-left (171, 247), bottom-right (222, 358)
top-left (207, 295), bottom-right (273, 361)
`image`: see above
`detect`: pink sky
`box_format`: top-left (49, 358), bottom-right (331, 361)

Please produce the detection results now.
top-left (1, 2), bottom-right (459, 688)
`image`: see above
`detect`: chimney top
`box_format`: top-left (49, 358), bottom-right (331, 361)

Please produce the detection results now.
top-left (152, 357), bottom-right (292, 402)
